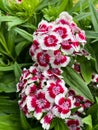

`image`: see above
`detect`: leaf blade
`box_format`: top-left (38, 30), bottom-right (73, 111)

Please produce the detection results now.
top-left (62, 66), bottom-right (94, 101)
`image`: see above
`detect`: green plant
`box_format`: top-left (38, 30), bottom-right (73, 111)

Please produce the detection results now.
top-left (0, 0), bottom-right (98, 130)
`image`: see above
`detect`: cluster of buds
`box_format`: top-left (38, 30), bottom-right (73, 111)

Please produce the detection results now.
top-left (17, 12), bottom-right (92, 130)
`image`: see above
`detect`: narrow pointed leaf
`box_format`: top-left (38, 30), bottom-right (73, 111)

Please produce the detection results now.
top-left (14, 62), bottom-right (22, 83)
top-left (80, 62), bottom-right (92, 84)
top-left (51, 118), bottom-right (69, 130)
top-left (0, 114), bottom-right (22, 130)
top-left (89, 1), bottom-right (98, 31)
top-left (75, 12), bottom-right (90, 21)
top-left (77, 56), bottom-right (92, 84)
top-left (0, 65), bottom-right (14, 71)
top-left (85, 31), bottom-right (98, 39)
top-left (82, 115), bottom-right (92, 129)
top-left (15, 41), bottom-right (30, 56)
top-left (62, 66), bottom-right (94, 101)
top-left (20, 111), bottom-right (31, 130)
top-left (14, 27), bottom-right (32, 42)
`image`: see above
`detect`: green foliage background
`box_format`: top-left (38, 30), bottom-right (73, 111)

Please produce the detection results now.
top-left (0, 0), bottom-right (98, 130)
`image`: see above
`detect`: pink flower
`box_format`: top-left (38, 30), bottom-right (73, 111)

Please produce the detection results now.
top-left (56, 12), bottom-right (73, 25)
top-left (40, 113), bottom-right (54, 130)
top-left (36, 50), bottom-right (50, 69)
top-left (17, 79), bottom-right (27, 92)
top-left (82, 100), bottom-right (92, 110)
top-left (92, 74), bottom-right (98, 82)
top-left (80, 49), bottom-right (90, 57)
top-left (27, 90), bottom-right (51, 120)
top-left (59, 12), bottom-right (73, 22)
top-left (72, 63), bottom-right (80, 73)
top-left (44, 68), bottom-right (62, 77)
top-left (17, 68), bottom-right (31, 92)
top-left (61, 40), bottom-right (74, 55)
top-left (52, 24), bottom-right (71, 39)
top-left (70, 22), bottom-right (81, 33)
top-left (22, 68), bottom-right (31, 79)
top-left (24, 66), bottom-right (44, 86)
top-left (71, 41), bottom-right (80, 52)
top-left (19, 95), bottom-right (27, 109)
top-left (74, 96), bottom-right (84, 107)
top-left (51, 50), bottom-right (70, 68)
top-left (76, 31), bottom-right (86, 44)
top-left (36, 20), bottom-right (53, 34)
top-left (29, 40), bottom-right (39, 58)
top-left (16, 0), bottom-right (22, 4)
top-left (22, 105), bottom-right (32, 118)
top-left (66, 119), bottom-right (81, 130)
top-left (45, 80), bottom-right (68, 103)
top-left (39, 32), bottom-right (61, 50)
top-left (25, 83), bottom-right (37, 95)
top-left (68, 89), bottom-right (76, 97)
top-left (17, 11), bottom-right (89, 129)
top-left (55, 94), bottom-right (73, 119)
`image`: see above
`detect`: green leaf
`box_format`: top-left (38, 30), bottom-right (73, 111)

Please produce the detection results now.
top-left (0, 65), bottom-right (14, 71)
top-left (0, 16), bottom-right (17, 23)
top-left (89, 1), bottom-right (98, 31)
top-left (80, 62), bottom-right (92, 84)
top-left (77, 56), bottom-right (92, 84)
top-left (0, 16), bottom-right (25, 30)
top-left (22, 23), bottom-right (36, 30)
top-left (0, 81), bottom-right (16, 93)
top-left (66, 0), bottom-right (73, 10)
top-left (0, 73), bottom-right (16, 92)
top-left (7, 29), bottom-right (16, 55)
top-left (85, 31), bottom-right (98, 39)
top-left (14, 27), bottom-right (32, 42)
top-left (95, 97), bottom-right (98, 104)
top-left (70, 0), bottom-right (96, 13)
top-left (20, 111), bottom-right (31, 130)
top-left (0, 28), bottom-right (15, 61)
top-left (15, 41), bottom-right (30, 56)
top-left (0, 98), bottom-right (19, 114)
top-left (62, 66), bottom-right (94, 101)
top-left (14, 62), bottom-right (22, 83)
top-left (90, 40), bottom-right (98, 73)
top-left (0, 63), bottom-right (32, 72)
top-left (8, 19), bottom-right (25, 30)
top-left (30, 127), bottom-right (43, 130)
top-left (0, 0), bottom-right (5, 11)
top-left (87, 104), bottom-right (98, 126)
top-left (0, 31), bottom-right (8, 52)
top-left (43, 0), bottom-right (69, 21)
top-left (0, 114), bottom-right (22, 130)
top-left (75, 12), bottom-right (90, 21)
top-left (93, 125), bottom-right (98, 130)
top-left (82, 115), bottom-right (92, 130)
top-left (36, 0), bottom-right (58, 11)
top-left (50, 118), bottom-right (69, 130)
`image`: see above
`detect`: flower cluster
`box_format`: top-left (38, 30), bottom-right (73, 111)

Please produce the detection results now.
top-left (17, 12), bottom-right (91, 130)
top-left (29, 11), bottom-right (86, 70)
top-left (17, 65), bottom-right (92, 130)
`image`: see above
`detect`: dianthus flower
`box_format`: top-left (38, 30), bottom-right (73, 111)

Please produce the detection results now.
top-left (66, 115), bottom-right (83, 130)
top-left (30, 11), bottom-right (86, 70)
top-left (17, 11), bottom-right (92, 130)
